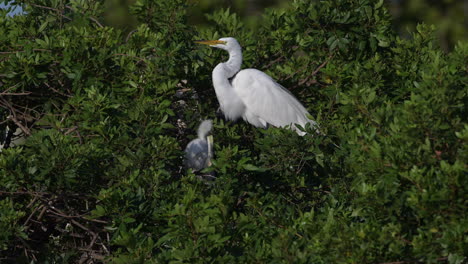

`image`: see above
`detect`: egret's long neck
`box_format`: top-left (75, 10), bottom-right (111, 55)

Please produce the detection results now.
top-left (212, 64), bottom-right (235, 106)
top-left (212, 45), bottom-right (243, 97)
top-left (224, 46), bottom-right (242, 77)
top-left (211, 46), bottom-right (245, 120)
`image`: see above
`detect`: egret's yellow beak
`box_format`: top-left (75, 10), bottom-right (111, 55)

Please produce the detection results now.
top-left (195, 40), bottom-right (227, 45)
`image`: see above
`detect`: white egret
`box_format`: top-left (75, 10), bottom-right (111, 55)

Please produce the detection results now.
top-left (184, 120), bottom-right (214, 171)
top-left (195, 37), bottom-right (318, 136)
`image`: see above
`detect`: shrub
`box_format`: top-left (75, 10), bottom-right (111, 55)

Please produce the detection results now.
top-left (0, 0), bottom-right (466, 263)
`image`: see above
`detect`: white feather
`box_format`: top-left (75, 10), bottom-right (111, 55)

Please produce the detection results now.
top-left (232, 69), bottom-right (317, 135)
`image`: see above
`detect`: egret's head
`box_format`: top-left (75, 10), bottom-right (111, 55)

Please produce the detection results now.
top-left (195, 37), bottom-right (241, 52)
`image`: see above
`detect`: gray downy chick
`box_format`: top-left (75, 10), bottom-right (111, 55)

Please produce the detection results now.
top-left (184, 120), bottom-right (213, 171)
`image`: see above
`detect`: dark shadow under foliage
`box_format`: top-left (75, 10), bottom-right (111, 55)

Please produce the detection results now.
top-left (0, 0), bottom-right (466, 263)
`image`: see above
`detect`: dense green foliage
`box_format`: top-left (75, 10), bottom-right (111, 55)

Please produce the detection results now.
top-left (1, 0), bottom-right (467, 263)
top-left (388, 0), bottom-right (467, 51)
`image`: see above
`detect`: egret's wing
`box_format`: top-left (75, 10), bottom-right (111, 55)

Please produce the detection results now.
top-left (232, 69), bottom-right (314, 131)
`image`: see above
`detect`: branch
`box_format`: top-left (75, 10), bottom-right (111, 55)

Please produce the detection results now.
top-left (295, 54), bottom-right (334, 88)
top-left (27, 2), bottom-right (104, 28)
top-left (65, 6), bottom-right (103, 28)
top-left (29, 3), bottom-right (72, 21)
top-left (0, 92), bottom-right (32, 96)
top-left (263, 54), bottom-right (286, 69)
top-left (23, 204), bottom-right (43, 226)
top-left (44, 82), bottom-right (72, 98)
top-left (311, 54), bottom-right (333, 76)
top-left (0, 83), bottom-right (20, 94)
top-left (379, 257), bottom-right (448, 264)
top-left (64, 126), bottom-right (78, 135)
top-left (125, 29), bottom-right (138, 43)
top-left (29, 3), bottom-right (62, 12)
top-left (88, 16), bottom-right (104, 28)
top-left (7, 115), bottom-right (31, 136)
top-left (0, 49), bottom-right (52, 55)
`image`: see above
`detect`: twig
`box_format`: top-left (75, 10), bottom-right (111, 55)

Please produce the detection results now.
top-left (7, 115), bottom-right (31, 136)
top-left (284, 62), bottom-right (313, 81)
top-left (378, 257), bottom-right (449, 264)
top-left (29, 3), bottom-right (61, 12)
top-left (43, 82), bottom-right (72, 98)
top-left (294, 54), bottom-right (334, 88)
top-left (0, 49), bottom-right (52, 54)
top-left (263, 54), bottom-right (286, 69)
top-left (24, 204), bottom-right (42, 226)
top-left (90, 253), bottom-right (105, 260)
top-left (102, 238), bottom-right (110, 254)
top-left (0, 83), bottom-right (20, 94)
top-left (64, 6), bottom-right (103, 28)
top-left (295, 153), bottom-right (307, 174)
top-left (71, 219), bottom-right (96, 237)
top-left (76, 250), bottom-right (105, 260)
top-left (18, 236), bottom-right (37, 262)
top-left (0, 96), bottom-right (31, 133)
top-left (311, 54), bottom-right (333, 76)
top-left (76, 129), bottom-right (84, 144)
top-left (0, 190), bottom-right (48, 196)
top-left (88, 17), bottom-right (104, 28)
top-left (82, 217), bottom-right (108, 224)
top-left (26, 196), bottom-right (38, 208)
top-left (125, 29), bottom-right (138, 43)
top-left (64, 126), bottom-right (78, 135)
top-left (0, 92), bottom-right (31, 96)
top-left (69, 233), bottom-right (85, 238)
top-left (37, 206), bottom-right (48, 220)
top-left (3, 101), bottom-right (42, 118)
top-left (47, 206), bottom-right (107, 224)
top-left (48, 205), bottom-right (108, 224)
top-left (87, 233), bottom-right (98, 249)
top-left (29, 3), bottom-right (72, 21)
top-left (48, 206), bottom-right (88, 219)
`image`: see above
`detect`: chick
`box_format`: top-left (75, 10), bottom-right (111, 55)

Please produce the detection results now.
top-left (184, 120), bottom-right (213, 171)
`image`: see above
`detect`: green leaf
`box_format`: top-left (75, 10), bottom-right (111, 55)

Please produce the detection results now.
top-left (243, 164), bottom-right (267, 172)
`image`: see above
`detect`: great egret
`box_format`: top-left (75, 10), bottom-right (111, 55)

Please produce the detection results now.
top-left (184, 120), bottom-right (214, 171)
top-left (195, 37), bottom-right (318, 136)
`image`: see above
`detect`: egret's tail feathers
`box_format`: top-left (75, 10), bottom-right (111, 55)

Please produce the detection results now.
top-left (197, 120), bottom-right (213, 139)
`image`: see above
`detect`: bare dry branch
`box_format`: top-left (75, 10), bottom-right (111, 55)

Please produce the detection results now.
top-left (0, 92), bottom-right (32, 96)
top-left (7, 115), bottom-right (31, 136)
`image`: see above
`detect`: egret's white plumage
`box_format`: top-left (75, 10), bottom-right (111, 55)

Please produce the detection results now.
top-left (196, 37), bottom-right (318, 136)
top-left (184, 120), bottom-right (213, 171)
